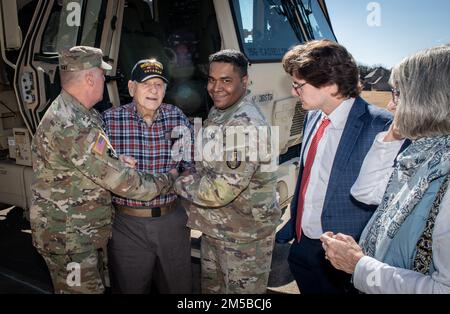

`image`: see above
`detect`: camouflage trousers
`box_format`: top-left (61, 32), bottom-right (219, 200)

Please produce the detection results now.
top-left (201, 233), bottom-right (275, 294)
top-left (41, 247), bottom-right (108, 294)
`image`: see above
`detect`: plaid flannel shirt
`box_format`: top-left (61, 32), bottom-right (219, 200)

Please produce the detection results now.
top-left (103, 102), bottom-right (194, 207)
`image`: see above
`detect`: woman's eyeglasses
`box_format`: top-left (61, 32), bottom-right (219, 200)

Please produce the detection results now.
top-left (391, 87), bottom-right (400, 104)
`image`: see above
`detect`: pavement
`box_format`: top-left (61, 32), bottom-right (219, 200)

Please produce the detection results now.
top-left (0, 203), bottom-right (298, 294)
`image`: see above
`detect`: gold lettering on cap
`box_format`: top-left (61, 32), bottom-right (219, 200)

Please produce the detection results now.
top-left (140, 60), bottom-right (164, 75)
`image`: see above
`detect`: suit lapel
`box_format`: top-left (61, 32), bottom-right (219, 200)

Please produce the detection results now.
top-left (323, 98), bottom-right (367, 210)
top-left (335, 98), bottom-right (366, 169)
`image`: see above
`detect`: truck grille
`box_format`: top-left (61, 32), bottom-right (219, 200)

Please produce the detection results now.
top-left (290, 102), bottom-right (306, 136)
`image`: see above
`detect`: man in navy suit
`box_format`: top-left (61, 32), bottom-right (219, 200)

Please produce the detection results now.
top-left (276, 40), bottom-right (393, 294)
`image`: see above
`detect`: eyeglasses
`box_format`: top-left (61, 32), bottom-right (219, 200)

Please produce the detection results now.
top-left (292, 81), bottom-right (307, 95)
top-left (391, 87), bottom-right (400, 104)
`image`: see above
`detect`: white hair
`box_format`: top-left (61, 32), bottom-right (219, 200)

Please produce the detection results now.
top-left (390, 45), bottom-right (450, 139)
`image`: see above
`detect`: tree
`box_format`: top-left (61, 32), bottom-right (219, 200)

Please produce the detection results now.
top-left (358, 63), bottom-right (391, 78)
top-left (358, 63), bottom-right (372, 78)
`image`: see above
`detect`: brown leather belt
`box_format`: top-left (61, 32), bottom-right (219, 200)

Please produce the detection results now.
top-left (114, 202), bottom-right (176, 218)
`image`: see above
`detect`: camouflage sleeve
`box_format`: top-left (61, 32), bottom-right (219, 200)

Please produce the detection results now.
top-left (180, 119), bottom-right (195, 171)
top-left (174, 110), bottom-right (195, 172)
top-left (174, 112), bottom-right (273, 207)
top-left (173, 158), bottom-right (258, 208)
top-left (57, 127), bottom-right (174, 200)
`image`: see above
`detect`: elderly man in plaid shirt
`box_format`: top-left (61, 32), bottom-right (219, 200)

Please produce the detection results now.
top-left (103, 59), bottom-right (194, 294)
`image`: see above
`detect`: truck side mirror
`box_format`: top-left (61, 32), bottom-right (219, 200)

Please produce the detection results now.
top-left (0, 0), bottom-right (23, 50)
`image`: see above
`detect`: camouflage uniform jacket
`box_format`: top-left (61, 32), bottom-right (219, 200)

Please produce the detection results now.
top-left (31, 91), bottom-right (173, 255)
top-left (174, 92), bottom-right (281, 243)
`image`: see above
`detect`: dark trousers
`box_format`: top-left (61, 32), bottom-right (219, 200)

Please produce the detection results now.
top-left (288, 234), bottom-right (357, 294)
top-left (108, 204), bottom-right (192, 294)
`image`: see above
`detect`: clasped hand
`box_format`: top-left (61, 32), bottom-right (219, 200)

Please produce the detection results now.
top-left (319, 232), bottom-right (365, 274)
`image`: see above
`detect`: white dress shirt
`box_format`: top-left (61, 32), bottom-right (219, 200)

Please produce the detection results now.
top-left (351, 133), bottom-right (450, 293)
top-left (350, 131), bottom-right (404, 205)
top-left (302, 98), bottom-right (354, 239)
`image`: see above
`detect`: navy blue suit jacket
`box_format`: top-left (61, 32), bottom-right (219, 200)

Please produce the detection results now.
top-left (276, 97), bottom-right (393, 243)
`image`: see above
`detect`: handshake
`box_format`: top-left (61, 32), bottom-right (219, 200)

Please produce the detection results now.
top-left (119, 154), bottom-right (192, 181)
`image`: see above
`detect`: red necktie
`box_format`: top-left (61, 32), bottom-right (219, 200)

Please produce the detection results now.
top-left (296, 117), bottom-right (331, 241)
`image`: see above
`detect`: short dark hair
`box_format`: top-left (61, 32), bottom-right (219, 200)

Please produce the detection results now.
top-left (209, 49), bottom-right (249, 77)
top-left (282, 40), bottom-right (362, 98)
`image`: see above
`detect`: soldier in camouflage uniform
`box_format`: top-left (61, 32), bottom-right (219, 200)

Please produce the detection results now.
top-left (30, 46), bottom-right (176, 294)
top-left (174, 50), bottom-right (281, 294)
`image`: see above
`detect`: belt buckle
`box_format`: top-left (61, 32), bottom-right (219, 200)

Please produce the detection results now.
top-left (151, 207), bottom-right (161, 217)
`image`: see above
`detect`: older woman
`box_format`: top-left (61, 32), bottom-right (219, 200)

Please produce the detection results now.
top-left (321, 45), bottom-right (450, 294)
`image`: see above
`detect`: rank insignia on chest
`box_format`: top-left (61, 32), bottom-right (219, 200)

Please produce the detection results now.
top-left (92, 132), bottom-right (108, 156)
top-left (226, 150), bottom-right (242, 170)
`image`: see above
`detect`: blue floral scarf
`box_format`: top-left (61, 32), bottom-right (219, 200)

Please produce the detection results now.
top-left (359, 135), bottom-right (450, 261)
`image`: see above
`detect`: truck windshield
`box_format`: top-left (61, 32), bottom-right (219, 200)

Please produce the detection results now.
top-left (230, 0), bottom-right (336, 62)
top-left (230, 0), bottom-right (301, 62)
top-left (42, 0), bottom-right (104, 53)
top-left (296, 0), bottom-right (336, 41)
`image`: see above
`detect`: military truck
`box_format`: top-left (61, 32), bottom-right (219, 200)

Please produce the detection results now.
top-left (0, 0), bottom-right (336, 210)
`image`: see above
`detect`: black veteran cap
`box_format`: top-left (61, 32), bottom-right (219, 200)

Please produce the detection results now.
top-left (131, 59), bottom-right (169, 83)
top-left (59, 46), bottom-right (112, 72)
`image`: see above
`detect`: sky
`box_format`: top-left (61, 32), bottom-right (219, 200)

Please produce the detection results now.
top-left (325, 0), bottom-right (450, 68)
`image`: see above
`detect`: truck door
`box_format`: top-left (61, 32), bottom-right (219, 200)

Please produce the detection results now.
top-left (13, 0), bottom-right (122, 135)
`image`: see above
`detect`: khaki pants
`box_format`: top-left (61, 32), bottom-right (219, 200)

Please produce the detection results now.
top-left (41, 248), bottom-right (107, 294)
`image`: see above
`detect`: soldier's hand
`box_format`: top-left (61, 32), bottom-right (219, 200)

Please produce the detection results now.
top-left (180, 169), bottom-right (191, 176)
top-left (119, 155), bottom-right (137, 168)
top-left (169, 168), bottom-right (179, 180)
